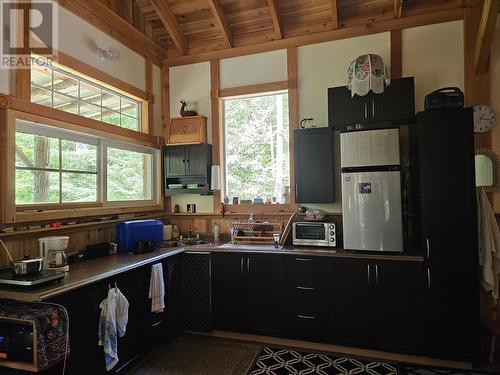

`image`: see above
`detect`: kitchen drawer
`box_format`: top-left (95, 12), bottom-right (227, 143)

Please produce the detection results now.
top-left (289, 312), bottom-right (328, 341)
top-left (289, 288), bottom-right (327, 313)
top-left (286, 256), bottom-right (328, 288)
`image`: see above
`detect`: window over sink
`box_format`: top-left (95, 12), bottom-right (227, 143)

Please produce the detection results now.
top-left (222, 91), bottom-right (290, 204)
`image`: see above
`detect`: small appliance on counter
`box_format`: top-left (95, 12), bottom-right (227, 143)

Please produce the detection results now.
top-left (116, 219), bottom-right (163, 253)
top-left (0, 269), bottom-right (65, 287)
top-left (38, 236), bottom-right (70, 271)
top-left (292, 221), bottom-right (336, 248)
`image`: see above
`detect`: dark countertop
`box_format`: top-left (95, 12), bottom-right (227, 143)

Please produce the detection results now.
top-left (0, 243), bottom-right (423, 303)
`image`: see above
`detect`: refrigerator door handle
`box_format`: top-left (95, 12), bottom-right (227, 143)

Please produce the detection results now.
top-left (372, 100), bottom-right (375, 118)
top-left (364, 102), bottom-right (368, 119)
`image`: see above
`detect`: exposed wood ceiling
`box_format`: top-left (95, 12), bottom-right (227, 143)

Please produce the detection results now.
top-left (95, 0), bottom-right (481, 64)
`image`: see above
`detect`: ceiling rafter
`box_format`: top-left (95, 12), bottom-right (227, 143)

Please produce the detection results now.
top-left (207, 0), bottom-right (233, 48)
top-left (394, 0), bottom-right (403, 18)
top-left (474, 0), bottom-right (500, 74)
top-left (267, 0), bottom-right (283, 39)
top-left (331, 0), bottom-right (339, 29)
top-left (151, 0), bottom-right (188, 55)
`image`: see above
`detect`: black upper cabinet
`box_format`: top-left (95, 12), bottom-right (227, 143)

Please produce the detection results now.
top-left (294, 128), bottom-right (335, 203)
top-left (328, 77), bottom-right (415, 130)
top-left (412, 108), bottom-right (476, 260)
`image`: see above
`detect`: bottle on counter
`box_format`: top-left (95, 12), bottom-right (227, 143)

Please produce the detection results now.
top-left (172, 225), bottom-right (180, 240)
top-left (213, 223), bottom-right (220, 243)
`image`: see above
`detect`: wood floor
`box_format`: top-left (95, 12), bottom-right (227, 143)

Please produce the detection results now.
top-left (192, 330), bottom-right (473, 371)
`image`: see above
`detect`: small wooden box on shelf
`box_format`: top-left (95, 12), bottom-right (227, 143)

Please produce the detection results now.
top-left (169, 116), bottom-right (207, 144)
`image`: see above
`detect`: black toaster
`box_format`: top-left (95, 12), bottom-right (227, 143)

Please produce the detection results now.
top-left (424, 87), bottom-right (464, 110)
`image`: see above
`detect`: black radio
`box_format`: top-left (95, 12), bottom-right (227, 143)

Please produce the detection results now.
top-left (0, 321), bottom-right (34, 363)
top-left (424, 87), bottom-right (464, 110)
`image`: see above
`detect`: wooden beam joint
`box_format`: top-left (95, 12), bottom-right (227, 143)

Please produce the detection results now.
top-left (267, 0), bottom-right (283, 39)
top-left (208, 0), bottom-right (233, 48)
top-left (151, 0), bottom-right (188, 55)
top-left (474, 0), bottom-right (500, 74)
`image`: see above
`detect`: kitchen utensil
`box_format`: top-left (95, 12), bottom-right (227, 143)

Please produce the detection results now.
top-left (280, 212), bottom-right (297, 246)
top-left (1, 239), bottom-right (43, 276)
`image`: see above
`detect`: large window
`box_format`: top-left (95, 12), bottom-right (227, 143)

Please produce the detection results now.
top-left (15, 120), bottom-right (158, 207)
top-left (223, 92), bottom-right (290, 203)
top-left (30, 61), bottom-right (142, 131)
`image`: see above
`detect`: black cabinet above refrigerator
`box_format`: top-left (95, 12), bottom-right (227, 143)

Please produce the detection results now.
top-left (328, 77), bottom-right (415, 130)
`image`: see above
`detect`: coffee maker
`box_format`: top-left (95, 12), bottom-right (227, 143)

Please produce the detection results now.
top-left (38, 236), bottom-right (69, 272)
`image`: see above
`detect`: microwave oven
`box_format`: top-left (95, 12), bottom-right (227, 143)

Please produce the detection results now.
top-left (292, 222), bottom-right (336, 247)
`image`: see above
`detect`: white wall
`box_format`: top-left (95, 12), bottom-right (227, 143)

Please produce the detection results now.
top-left (57, 6), bottom-right (146, 91)
top-left (169, 62), bottom-right (213, 212)
top-left (220, 50), bottom-right (287, 89)
top-left (402, 21), bottom-right (464, 112)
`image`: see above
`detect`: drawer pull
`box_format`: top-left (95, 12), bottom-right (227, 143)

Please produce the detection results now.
top-left (295, 258), bottom-right (314, 262)
top-left (297, 314), bottom-right (316, 320)
top-left (151, 320), bottom-right (162, 328)
top-left (296, 286), bottom-right (315, 291)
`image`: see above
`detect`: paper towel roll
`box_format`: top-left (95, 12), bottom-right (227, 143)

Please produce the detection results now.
top-left (163, 225), bottom-right (172, 241)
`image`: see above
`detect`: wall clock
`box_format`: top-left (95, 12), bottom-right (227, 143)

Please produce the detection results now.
top-left (473, 105), bottom-right (496, 133)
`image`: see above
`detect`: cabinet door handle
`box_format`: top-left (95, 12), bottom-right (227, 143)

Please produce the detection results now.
top-left (247, 257), bottom-right (250, 274)
top-left (240, 257), bottom-right (244, 275)
top-left (364, 102), bottom-right (368, 119)
top-left (427, 268), bottom-right (431, 289)
top-left (151, 320), bottom-right (162, 328)
top-left (367, 264), bottom-right (371, 283)
top-left (296, 258), bottom-right (313, 262)
top-left (295, 183), bottom-right (298, 201)
top-left (297, 314), bottom-right (316, 320)
top-left (375, 265), bottom-right (379, 284)
top-left (297, 286), bottom-right (315, 291)
top-left (372, 100), bottom-right (375, 118)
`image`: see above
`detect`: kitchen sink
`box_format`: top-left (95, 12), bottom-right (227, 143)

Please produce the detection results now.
top-left (180, 239), bottom-right (209, 246)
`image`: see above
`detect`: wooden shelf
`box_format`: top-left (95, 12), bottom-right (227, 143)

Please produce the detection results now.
top-left (0, 213), bottom-right (167, 238)
top-left (165, 188), bottom-right (212, 196)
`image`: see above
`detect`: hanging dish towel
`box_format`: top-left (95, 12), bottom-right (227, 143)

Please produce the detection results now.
top-left (149, 263), bottom-right (165, 313)
top-left (477, 188), bottom-right (500, 301)
top-left (98, 287), bottom-right (129, 371)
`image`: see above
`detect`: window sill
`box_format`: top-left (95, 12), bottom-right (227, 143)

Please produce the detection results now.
top-left (12, 204), bottom-right (163, 223)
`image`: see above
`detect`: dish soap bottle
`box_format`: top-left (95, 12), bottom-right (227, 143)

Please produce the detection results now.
top-left (172, 225), bottom-right (180, 240)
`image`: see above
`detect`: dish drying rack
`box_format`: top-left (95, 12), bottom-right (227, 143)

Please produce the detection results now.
top-left (228, 221), bottom-right (283, 245)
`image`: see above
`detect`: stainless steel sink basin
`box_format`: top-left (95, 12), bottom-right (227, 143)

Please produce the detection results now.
top-left (180, 239), bottom-right (209, 246)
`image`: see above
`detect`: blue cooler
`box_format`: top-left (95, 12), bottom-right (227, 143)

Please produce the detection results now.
top-left (116, 220), bottom-right (163, 253)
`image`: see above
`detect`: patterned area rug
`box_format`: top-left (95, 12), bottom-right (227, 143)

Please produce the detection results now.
top-left (401, 365), bottom-right (494, 375)
top-left (249, 347), bottom-right (400, 375)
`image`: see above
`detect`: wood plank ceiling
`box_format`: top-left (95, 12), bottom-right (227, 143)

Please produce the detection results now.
top-left (97, 0), bottom-right (478, 61)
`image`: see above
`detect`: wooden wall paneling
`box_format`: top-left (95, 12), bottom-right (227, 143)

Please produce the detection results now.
top-left (331, 0), bottom-right (339, 29)
top-left (390, 29), bottom-right (403, 79)
top-left (164, 7), bottom-right (464, 67)
top-left (58, 0), bottom-right (165, 66)
top-left (145, 59), bottom-right (154, 135)
top-left (1, 110), bottom-right (16, 224)
top-left (287, 47), bottom-right (298, 208)
top-left (161, 64), bottom-right (170, 212)
top-left (210, 60), bottom-right (221, 212)
top-left (151, 0), bottom-right (188, 55)
top-left (464, 6), bottom-right (491, 149)
top-left (267, 0), bottom-right (283, 39)
top-left (15, 69), bottom-right (30, 101)
top-left (219, 81), bottom-right (289, 98)
top-left (208, 0), bottom-right (233, 47)
top-left (474, 0), bottom-right (500, 74)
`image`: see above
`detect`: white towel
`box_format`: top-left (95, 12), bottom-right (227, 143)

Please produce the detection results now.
top-left (149, 263), bottom-right (165, 313)
top-left (477, 188), bottom-right (500, 301)
top-left (98, 287), bottom-right (129, 371)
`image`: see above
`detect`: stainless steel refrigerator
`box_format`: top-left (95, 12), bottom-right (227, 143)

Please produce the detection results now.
top-left (341, 128), bottom-right (403, 252)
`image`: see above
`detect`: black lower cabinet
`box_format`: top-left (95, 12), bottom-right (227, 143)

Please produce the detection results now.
top-left (329, 259), bottom-right (375, 347)
top-left (212, 253), bottom-right (247, 331)
top-left (212, 253), bottom-right (285, 336)
top-left (247, 255), bottom-right (285, 335)
top-left (424, 260), bottom-right (478, 360)
top-left (329, 259), bottom-right (424, 353)
top-left (285, 256), bottom-right (328, 341)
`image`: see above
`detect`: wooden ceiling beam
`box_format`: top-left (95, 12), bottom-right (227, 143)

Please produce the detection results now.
top-left (151, 0), bottom-right (188, 55)
top-left (207, 0), bottom-right (233, 47)
top-left (474, 0), bottom-right (500, 74)
top-left (58, 0), bottom-right (166, 66)
top-left (394, 0), bottom-right (403, 18)
top-left (267, 0), bottom-right (283, 38)
top-left (331, 0), bottom-right (339, 29)
top-left (164, 7), bottom-right (464, 67)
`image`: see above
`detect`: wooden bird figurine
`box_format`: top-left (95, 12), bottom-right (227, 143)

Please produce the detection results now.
top-left (180, 100), bottom-right (198, 117)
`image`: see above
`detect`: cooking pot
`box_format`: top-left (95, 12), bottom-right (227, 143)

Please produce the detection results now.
top-left (10, 256), bottom-right (44, 276)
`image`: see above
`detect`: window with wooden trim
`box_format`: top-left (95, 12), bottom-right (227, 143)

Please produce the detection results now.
top-left (31, 61), bottom-right (142, 131)
top-left (15, 120), bottom-right (158, 208)
top-left (222, 91), bottom-right (290, 204)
